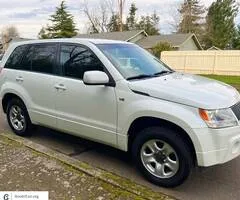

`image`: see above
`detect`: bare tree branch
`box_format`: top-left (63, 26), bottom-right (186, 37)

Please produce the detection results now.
top-left (82, 0), bottom-right (116, 33)
top-left (82, 0), bottom-right (99, 33)
top-left (1, 26), bottom-right (19, 52)
top-left (166, 3), bottom-right (181, 33)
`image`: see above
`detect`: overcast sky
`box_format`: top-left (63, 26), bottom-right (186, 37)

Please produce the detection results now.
top-left (0, 0), bottom-right (239, 38)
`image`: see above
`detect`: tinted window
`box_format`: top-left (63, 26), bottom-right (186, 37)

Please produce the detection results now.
top-left (5, 45), bottom-right (29, 69)
top-left (22, 44), bottom-right (57, 74)
top-left (60, 45), bottom-right (104, 79)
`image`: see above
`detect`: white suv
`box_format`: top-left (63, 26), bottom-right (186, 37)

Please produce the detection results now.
top-left (0, 39), bottom-right (240, 187)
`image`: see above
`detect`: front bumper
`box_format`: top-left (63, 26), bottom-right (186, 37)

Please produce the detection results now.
top-left (193, 125), bottom-right (240, 167)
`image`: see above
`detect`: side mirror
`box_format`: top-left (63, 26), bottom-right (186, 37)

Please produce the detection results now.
top-left (83, 71), bottom-right (110, 86)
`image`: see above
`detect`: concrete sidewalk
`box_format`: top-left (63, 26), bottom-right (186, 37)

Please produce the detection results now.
top-left (0, 134), bottom-right (174, 200)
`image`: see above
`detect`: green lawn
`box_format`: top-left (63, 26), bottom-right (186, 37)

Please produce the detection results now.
top-left (201, 75), bottom-right (240, 91)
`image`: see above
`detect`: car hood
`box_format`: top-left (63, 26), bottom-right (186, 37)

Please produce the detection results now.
top-left (128, 72), bottom-right (240, 109)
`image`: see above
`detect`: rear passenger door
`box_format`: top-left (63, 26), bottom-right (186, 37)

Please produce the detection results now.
top-left (10, 44), bottom-right (59, 127)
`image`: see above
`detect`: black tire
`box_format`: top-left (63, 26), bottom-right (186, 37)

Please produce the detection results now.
top-left (132, 126), bottom-right (193, 188)
top-left (6, 98), bottom-right (32, 136)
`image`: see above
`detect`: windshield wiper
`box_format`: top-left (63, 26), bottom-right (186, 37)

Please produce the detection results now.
top-left (127, 71), bottom-right (174, 80)
top-left (154, 70), bottom-right (173, 76)
top-left (126, 74), bottom-right (154, 80)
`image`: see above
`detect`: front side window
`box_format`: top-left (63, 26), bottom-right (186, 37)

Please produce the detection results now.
top-left (22, 44), bottom-right (57, 74)
top-left (5, 45), bottom-right (29, 70)
top-left (60, 45), bottom-right (104, 79)
top-left (96, 43), bottom-right (173, 80)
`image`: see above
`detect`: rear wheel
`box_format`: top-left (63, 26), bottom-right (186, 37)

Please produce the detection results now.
top-left (132, 126), bottom-right (193, 187)
top-left (6, 98), bottom-right (32, 136)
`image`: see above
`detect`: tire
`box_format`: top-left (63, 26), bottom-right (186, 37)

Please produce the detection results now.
top-left (6, 98), bottom-right (32, 137)
top-left (132, 126), bottom-right (193, 188)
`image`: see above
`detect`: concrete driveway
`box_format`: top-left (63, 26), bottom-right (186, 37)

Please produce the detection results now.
top-left (0, 110), bottom-right (239, 200)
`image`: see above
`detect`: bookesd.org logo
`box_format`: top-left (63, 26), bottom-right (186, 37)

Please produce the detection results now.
top-left (0, 193), bottom-right (11, 200)
top-left (0, 192), bottom-right (48, 200)
top-left (3, 193), bottom-right (10, 200)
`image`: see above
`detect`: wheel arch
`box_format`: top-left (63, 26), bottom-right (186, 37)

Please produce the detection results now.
top-left (2, 93), bottom-right (26, 113)
top-left (128, 116), bottom-right (197, 165)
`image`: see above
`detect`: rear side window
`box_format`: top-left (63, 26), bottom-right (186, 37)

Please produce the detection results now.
top-left (60, 45), bottom-right (104, 79)
top-left (22, 44), bottom-right (57, 74)
top-left (5, 45), bottom-right (29, 69)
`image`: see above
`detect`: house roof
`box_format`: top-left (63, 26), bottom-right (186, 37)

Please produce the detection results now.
top-left (9, 37), bottom-right (33, 43)
top-left (207, 46), bottom-right (221, 50)
top-left (136, 33), bottom-right (203, 50)
top-left (76, 30), bottom-right (147, 41)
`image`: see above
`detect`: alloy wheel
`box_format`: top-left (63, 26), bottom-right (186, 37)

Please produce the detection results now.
top-left (9, 105), bottom-right (26, 131)
top-left (140, 139), bottom-right (179, 179)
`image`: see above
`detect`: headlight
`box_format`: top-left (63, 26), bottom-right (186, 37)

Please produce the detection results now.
top-left (199, 108), bottom-right (238, 128)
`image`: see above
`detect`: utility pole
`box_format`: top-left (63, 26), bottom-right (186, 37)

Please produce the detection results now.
top-left (118, 0), bottom-right (125, 32)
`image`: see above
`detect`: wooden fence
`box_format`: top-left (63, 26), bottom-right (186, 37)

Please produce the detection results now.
top-left (161, 50), bottom-right (240, 75)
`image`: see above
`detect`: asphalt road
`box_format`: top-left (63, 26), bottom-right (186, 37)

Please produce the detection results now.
top-left (0, 110), bottom-right (239, 200)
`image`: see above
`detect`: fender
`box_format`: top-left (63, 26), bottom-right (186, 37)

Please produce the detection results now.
top-left (117, 96), bottom-right (206, 152)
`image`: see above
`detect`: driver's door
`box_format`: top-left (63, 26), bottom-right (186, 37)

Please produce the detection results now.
top-left (55, 44), bottom-right (117, 146)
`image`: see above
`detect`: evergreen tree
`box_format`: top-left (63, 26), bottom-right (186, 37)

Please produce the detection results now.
top-left (107, 14), bottom-right (120, 32)
top-left (178, 0), bottom-right (205, 34)
top-left (39, 1), bottom-right (77, 39)
top-left (232, 25), bottom-right (240, 49)
top-left (205, 0), bottom-right (238, 49)
top-left (126, 3), bottom-right (138, 30)
top-left (137, 12), bottom-right (160, 35)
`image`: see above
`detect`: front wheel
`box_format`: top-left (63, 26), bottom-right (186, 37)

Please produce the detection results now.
top-left (132, 126), bottom-right (193, 187)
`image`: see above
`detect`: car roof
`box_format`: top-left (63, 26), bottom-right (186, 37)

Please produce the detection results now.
top-left (11, 38), bottom-right (131, 46)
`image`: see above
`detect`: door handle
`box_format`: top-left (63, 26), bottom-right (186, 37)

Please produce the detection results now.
top-left (54, 84), bottom-right (67, 91)
top-left (16, 76), bottom-right (24, 82)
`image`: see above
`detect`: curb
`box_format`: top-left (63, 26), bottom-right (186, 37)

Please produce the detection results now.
top-left (0, 132), bottom-right (176, 200)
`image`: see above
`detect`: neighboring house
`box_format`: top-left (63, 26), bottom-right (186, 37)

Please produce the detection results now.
top-left (76, 30), bottom-right (203, 51)
top-left (76, 30), bottom-right (148, 43)
top-left (136, 33), bottom-right (203, 51)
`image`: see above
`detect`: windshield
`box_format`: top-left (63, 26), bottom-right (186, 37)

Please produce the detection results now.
top-left (96, 43), bottom-right (173, 80)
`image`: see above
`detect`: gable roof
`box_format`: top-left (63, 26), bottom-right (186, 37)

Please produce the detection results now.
top-left (76, 30), bottom-right (147, 41)
top-left (207, 46), bottom-right (221, 50)
top-left (136, 33), bottom-right (203, 50)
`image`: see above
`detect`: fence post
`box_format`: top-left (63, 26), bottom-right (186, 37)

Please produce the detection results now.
top-left (213, 51), bottom-right (217, 74)
top-left (184, 55), bottom-right (187, 72)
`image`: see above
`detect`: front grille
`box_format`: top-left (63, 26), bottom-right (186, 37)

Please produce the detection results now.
top-left (232, 102), bottom-right (240, 121)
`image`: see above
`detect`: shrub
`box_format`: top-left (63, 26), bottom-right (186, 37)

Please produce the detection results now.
top-left (152, 42), bottom-right (173, 57)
